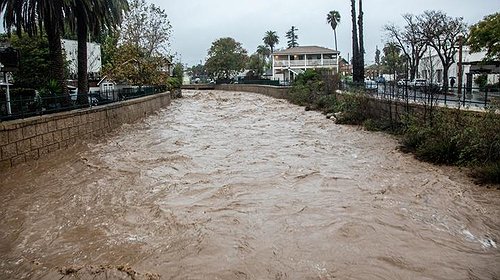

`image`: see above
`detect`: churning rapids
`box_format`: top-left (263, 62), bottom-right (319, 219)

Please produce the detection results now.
top-left (1, 90), bottom-right (499, 279)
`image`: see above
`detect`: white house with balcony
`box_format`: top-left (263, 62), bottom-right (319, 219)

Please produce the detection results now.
top-left (272, 46), bottom-right (340, 83)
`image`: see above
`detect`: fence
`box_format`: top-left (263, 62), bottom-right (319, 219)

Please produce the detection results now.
top-left (342, 81), bottom-right (500, 109)
top-left (0, 85), bottom-right (167, 121)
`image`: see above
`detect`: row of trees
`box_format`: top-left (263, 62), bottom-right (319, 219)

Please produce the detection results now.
top-left (383, 10), bottom-right (468, 90)
top-left (203, 28), bottom-right (287, 82)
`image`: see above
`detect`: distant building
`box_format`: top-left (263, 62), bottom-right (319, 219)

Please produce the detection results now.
top-left (272, 46), bottom-right (340, 83)
top-left (339, 57), bottom-right (352, 76)
top-left (418, 47), bottom-right (499, 89)
top-left (62, 39), bottom-right (102, 80)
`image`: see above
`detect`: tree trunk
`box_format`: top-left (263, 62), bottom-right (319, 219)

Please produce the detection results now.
top-left (77, 3), bottom-right (89, 105)
top-left (442, 64), bottom-right (450, 93)
top-left (358, 0), bottom-right (365, 82)
top-left (351, 0), bottom-right (360, 83)
top-left (43, 7), bottom-right (68, 103)
top-left (334, 29), bottom-right (338, 52)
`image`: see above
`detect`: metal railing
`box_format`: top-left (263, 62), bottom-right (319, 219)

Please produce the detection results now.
top-left (341, 81), bottom-right (500, 109)
top-left (274, 59), bottom-right (338, 68)
top-left (0, 85), bottom-right (167, 121)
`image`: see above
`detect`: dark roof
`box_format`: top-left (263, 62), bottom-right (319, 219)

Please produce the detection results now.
top-left (273, 46), bottom-right (339, 55)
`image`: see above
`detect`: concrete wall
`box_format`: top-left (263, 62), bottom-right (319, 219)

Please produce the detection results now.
top-left (0, 93), bottom-right (171, 171)
top-left (215, 84), bottom-right (490, 123)
top-left (216, 84), bottom-right (291, 99)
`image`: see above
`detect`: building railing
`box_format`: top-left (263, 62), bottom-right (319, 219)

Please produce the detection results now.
top-left (0, 85), bottom-right (167, 121)
top-left (274, 58), bottom-right (338, 68)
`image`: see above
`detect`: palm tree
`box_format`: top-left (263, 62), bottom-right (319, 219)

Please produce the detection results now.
top-left (0, 0), bottom-right (67, 95)
top-left (256, 45), bottom-right (271, 59)
top-left (263, 31), bottom-right (279, 54)
top-left (66, 0), bottom-right (128, 103)
top-left (327, 10), bottom-right (341, 51)
top-left (256, 45), bottom-right (270, 72)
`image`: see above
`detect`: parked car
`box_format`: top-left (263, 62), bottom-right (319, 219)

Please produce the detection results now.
top-left (365, 79), bottom-right (377, 90)
top-left (412, 79), bottom-right (427, 88)
top-left (397, 79), bottom-right (410, 87)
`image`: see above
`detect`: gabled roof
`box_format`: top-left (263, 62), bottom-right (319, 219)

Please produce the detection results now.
top-left (273, 46), bottom-right (339, 55)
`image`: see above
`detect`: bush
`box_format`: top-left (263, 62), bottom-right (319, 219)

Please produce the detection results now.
top-left (167, 77), bottom-right (181, 90)
top-left (288, 69), bottom-right (340, 108)
top-left (399, 108), bottom-right (500, 183)
top-left (472, 162), bottom-right (500, 184)
top-left (334, 93), bottom-right (369, 125)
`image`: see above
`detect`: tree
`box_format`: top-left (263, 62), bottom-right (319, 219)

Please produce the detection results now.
top-left (350, 0), bottom-right (364, 83)
top-left (6, 34), bottom-right (50, 89)
top-left (256, 45), bottom-right (271, 74)
top-left (205, 37), bottom-right (248, 81)
top-left (65, 0), bottom-right (128, 102)
top-left (246, 53), bottom-right (266, 78)
top-left (256, 45), bottom-right (271, 59)
top-left (263, 31), bottom-right (279, 54)
top-left (103, 43), bottom-right (169, 86)
top-left (187, 63), bottom-right (207, 81)
top-left (417, 10), bottom-right (467, 91)
top-left (384, 14), bottom-right (427, 80)
top-left (120, 0), bottom-right (172, 57)
top-left (105, 0), bottom-right (172, 86)
top-left (375, 46), bottom-right (381, 76)
top-left (0, 0), bottom-right (67, 95)
top-left (381, 42), bottom-right (405, 76)
top-left (286, 26), bottom-right (299, 48)
top-left (327, 10), bottom-right (341, 51)
top-left (468, 12), bottom-right (500, 61)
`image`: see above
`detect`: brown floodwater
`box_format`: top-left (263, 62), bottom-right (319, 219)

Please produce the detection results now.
top-left (1, 90), bottom-right (499, 279)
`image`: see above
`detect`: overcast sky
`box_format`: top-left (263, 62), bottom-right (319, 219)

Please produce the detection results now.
top-left (152, 0), bottom-right (499, 67)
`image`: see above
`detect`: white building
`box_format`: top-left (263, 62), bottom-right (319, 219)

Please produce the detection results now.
top-left (418, 47), bottom-right (499, 89)
top-left (272, 46), bottom-right (340, 83)
top-left (61, 39), bottom-right (102, 78)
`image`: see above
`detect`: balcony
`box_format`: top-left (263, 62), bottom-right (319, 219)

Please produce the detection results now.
top-left (274, 58), bottom-right (337, 68)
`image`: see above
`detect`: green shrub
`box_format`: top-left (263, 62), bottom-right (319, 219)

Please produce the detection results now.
top-left (334, 93), bottom-right (369, 125)
top-left (472, 162), bottom-right (500, 184)
top-left (314, 94), bottom-right (337, 113)
top-left (167, 77), bottom-right (181, 90)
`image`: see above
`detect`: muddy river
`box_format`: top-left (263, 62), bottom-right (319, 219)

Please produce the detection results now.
top-left (1, 90), bottom-right (499, 279)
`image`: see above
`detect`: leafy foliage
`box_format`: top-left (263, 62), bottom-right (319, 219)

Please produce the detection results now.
top-left (468, 12), bottom-right (500, 61)
top-left (103, 43), bottom-right (169, 85)
top-left (400, 109), bottom-right (500, 183)
top-left (205, 37), bottom-right (248, 81)
top-left (120, 0), bottom-right (172, 56)
top-left (288, 69), bottom-right (340, 109)
top-left (8, 34), bottom-right (51, 89)
top-left (246, 53), bottom-right (266, 78)
top-left (263, 31), bottom-right (279, 53)
top-left (285, 26), bottom-right (299, 48)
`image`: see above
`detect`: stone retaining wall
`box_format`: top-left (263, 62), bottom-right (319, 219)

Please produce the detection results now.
top-left (0, 92), bottom-right (171, 171)
top-left (216, 84), bottom-right (290, 99)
